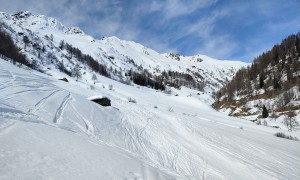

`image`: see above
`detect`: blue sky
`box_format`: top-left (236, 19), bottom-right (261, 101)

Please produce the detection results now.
top-left (0, 0), bottom-right (300, 62)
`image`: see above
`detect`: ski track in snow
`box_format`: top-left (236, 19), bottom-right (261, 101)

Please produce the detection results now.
top-left (0, 120), bottom-right (16, 134)
top-left (119, 103), bottom-right (155, 157)
top-left (88, 101), bottom-right (95, 130)
top-left (180, 114), bottom-right (299, 179)
top-left (0, 110), bottom-right (50, 129)
top-left (28, 89), bottom-right (62, 113)
top-left (53, 93), bottom-right (72, 124)
top-left (0, 69), bottom-right (16, 91)
top-left (5, 89), bottom-right (56, 99)
top-left (69, 104), bottom-right (95, 136)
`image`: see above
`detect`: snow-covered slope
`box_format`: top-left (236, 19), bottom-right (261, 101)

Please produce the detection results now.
top-left (0, 118), bottom-right (169, 180)
top-left (1, 11), bottom-right (299, 180)
top-left (1, 58), bottom-right (300, 179)
top-left (0, 11), bottom-right (247, 93)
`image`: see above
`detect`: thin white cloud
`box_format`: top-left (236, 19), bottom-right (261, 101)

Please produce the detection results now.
top-left (142, 36), bottom-right (178, 54)
top-left (159, 0), bottom-right (218, 21)
top-left (196, 35), bottom-right (238, 59)
top-left (189, 9), bottom-right (228, 38)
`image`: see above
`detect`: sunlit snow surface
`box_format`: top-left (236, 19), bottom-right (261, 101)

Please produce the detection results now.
top-left (0, 59), bottom-right (300, 180)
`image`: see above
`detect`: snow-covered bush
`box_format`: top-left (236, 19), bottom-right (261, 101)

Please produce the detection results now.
top-left (128, 97), bottom-right (136, 103)
top-left (91, 74), bottom-right (97, 84)
top-left (109, 84), bottom-right (113, 90)
top-left (274, 132), bottom-right (299, 141)
top-left (72, 63), bottom-right (82, 81)
top-left (284, 111), bottom-right (299, 131)
top-left (256, 119), bottom-right (261, 125)
top-left (164, 87), bottom-right (172, 94)
top-left (263, 119), bottom-right (268, 126)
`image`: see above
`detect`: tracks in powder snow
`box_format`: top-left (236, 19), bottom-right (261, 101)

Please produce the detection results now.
top-left (0, 69), bottom-right (16, 91)
top-left (0, 120), bottom-right (16, 134)
top-left (29, 89), bottom-right (63, 114)
top-left (53, 93), bottom-right (72, 124)
top-left (0, 110), bottom-right (47, 134)
top-left (0, 64), bottom-right (73, 127)
top-left (69, 104), bottom-right (95, 136)
top-left (179, 115), bottom-right (287, 179)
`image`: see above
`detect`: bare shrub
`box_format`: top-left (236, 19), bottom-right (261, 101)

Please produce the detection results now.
top-left (263, 119), bottom-right (268, 126)
top-left (109, 84), bottom-right (113, 90)
top-left (284, 111), bottom-right (299, 131)
top-left (256, 119), bottom-right (261, 125)
top-left (269, 110), bottom-right (279, 120)
top-left (164, 87), bottom-right (172, 94)
top-left (128, 97), bottom-right (136, 103)
top-left (274, 132), bottom-right (299, 141)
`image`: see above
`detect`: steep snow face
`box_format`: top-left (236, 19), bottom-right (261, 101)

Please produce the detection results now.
top-left (0, 11), bottom-right (80, 34)
top-left (0, 11), bottom-right (248, 93)
top-left (1, 58), bottom-right (300, 180)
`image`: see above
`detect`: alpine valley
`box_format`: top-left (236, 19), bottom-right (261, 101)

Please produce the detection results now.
top-left (0, 11), bottom-right (299, 180)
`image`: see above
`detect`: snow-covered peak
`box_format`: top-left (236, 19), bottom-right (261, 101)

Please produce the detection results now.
top-left (66, 26), bottom-right (85, 35)
top-left (101, 36), bottom-right (147, 51)
top-left (0, 11), bottom-right (248, 93)
top-left (12, 11), bottom-right (33, 18)
top-left (180, 54), bottom-right (247, 68)
top-left (0, 11), bottom-right (86, 35)
top-left (103, 36), bottom-right (122, 42)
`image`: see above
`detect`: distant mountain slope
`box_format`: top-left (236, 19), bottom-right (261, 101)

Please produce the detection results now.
top-left (213, 31), bottom-right (300, 129)
top-left (0, 11), bottom-right (247, 94)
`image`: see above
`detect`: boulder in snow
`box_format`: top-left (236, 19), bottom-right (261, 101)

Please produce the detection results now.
top-left (91, 97), bottom-right (111, 106)
top-left (58, 78), bottom-right (69, 82)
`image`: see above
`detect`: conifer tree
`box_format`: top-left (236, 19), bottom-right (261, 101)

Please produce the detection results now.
top-left (262, 105), bottom-right (268, 118)
top-left (91, 74), bottom-right (97, 84)
top-left (259, 75), bottom-right (264, 88)
top-left (23, 35), bottom-right (29, 49)
top-left (72, 63), bottom-right (82, 81)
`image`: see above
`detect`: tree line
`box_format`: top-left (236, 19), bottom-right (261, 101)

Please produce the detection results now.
top-left (0, 29), bottom-right (30, 66)
top-left (59, 40), bottom-right (108, 76)
top-left (125, 67), bottom-right (205, 91)
top-left (217, 31), bottom-right (300, 102)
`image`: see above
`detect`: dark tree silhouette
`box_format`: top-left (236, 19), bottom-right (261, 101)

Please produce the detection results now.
top-left (0, 30), bottom-right (28, 65)
top-left (72, 63), bottom-right (82, 81)
top-left (262, 105), bottom-right (269, 118)
top-left (23, 35), bottom-right (30, 49)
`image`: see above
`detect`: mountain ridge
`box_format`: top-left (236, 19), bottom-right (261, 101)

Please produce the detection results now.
top-left (0, 11), bottom-right (248, 94)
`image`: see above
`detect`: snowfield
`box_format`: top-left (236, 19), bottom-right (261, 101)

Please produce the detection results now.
top-left (1, 58), bottom-right (300, 180)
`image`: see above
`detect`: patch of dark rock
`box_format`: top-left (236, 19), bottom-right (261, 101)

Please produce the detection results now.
top-left (91, 97), bottom-right (111, 106)
top-left (59, 78), bottom-right (69, 82)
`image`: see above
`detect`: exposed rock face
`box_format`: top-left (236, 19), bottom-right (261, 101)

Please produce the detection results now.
top-left (58, 78), bottom-right (68, 82)
top-left (91, 97), bottom-right (111, 106)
